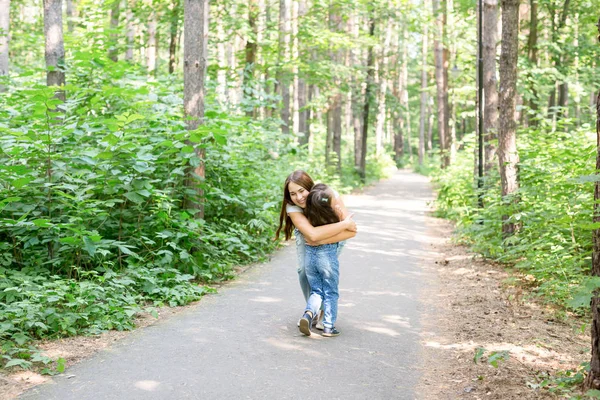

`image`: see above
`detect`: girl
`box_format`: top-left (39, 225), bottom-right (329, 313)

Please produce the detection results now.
top-left (298, 183), bottom-right (346, 337)
top-left (275, 171), bottom-right (356, 329)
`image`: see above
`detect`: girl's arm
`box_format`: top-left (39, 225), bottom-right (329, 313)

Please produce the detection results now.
top-left (289, 211), bottom-right (356, 243)
top-left (306, 229), bottom-right (356, 246)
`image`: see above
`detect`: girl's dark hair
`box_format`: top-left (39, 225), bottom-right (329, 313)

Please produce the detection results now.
top-left (275, 170), bottom-right (315, 241)
top-left (305, 183), bottom-right (340, 227)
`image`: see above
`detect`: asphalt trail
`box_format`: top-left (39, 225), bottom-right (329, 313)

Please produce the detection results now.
top-left (20, 170), bottom-right (435, 400)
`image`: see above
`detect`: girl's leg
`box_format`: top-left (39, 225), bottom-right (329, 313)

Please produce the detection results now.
top-left (295, 230), bottom-right (311, 302)
top-left (304, 247), bottom-right (324, 316)
top-left (316, 245), bottom-right (340, 329)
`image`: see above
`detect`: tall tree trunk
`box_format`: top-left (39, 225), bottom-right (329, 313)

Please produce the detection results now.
top-left (549, 0), bottom-right (571, 121)
top-left (483, 0), bottom-right (499, 174)
top-left (375, 16), bottom-right (392, 156)
top-left (44, 0), bottom-right (66, 101)
top-left (66, 0), bottom-right (75, 32)
top-left (169, 0), bottom-right (182, 74)
top-left (278, 0), bottom-right (291, 135)
top-left (433, 0), bottom-right (449, 168)
top-left (527, 0), bottom-right (538, 124)
top-left (418, 7), bottom-right (428, 167)
top-left (108, 0), bottom-right (121, 62)
top-left (360, 14), bottom-right (375, 181)
top-left (351, 11), bottom-right (363, 169)
top-left (0, 0), bottom-right (9, 92)
top-left (243, 0), bottom-right (258, 114)
top-left (498, 0), bottom-right (520, 236)
top-left (328, 2), bottom-right (343, 172)
top-left (125, 0), bottom-right (135, 61)
top-left (147, 9), bottom-right (157, 73)
top-left (183, 0), bottom-right (209, 218)
top-left (296, 0), bottom-right (308, 145)
top-left (400, 19), bottom-right (411, 163)
top-left (291, 0), bottom-right (299, 134)
top-left (585, 17), bottom-right (600, 391)
top-left (216, 5), bottom-right (227, 105)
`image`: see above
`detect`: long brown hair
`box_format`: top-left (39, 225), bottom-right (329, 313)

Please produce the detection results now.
top-left (305, 183), bottom-right (340, 227)
top-left (275, 170), bottom-right (315, 240)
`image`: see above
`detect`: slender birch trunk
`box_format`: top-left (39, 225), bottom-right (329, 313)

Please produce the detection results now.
top-left (375, 16), bottom-right (392, 156)
top-left (169, 0), bottom-right (182, 74)
top-left (278, 0), bottom-right (291, 134)
top-left (66, 0), bottom-right (75, 32)
top-left (183, 0), bottom-right (209, 218)
top-left (360, 14), bottom-right (375, 181)
top-left (418, 4), bottom-right (428, 167)
top-left (498, 0), bottom-right (520, 236)
top-left (108, 0), bottom-right (121, 62)
top-left (44, 0), bottom-right (66, 101)
top-left (483, 0), bottom-right (499, 174)
top-left (432, 0), bottom-right (449, 167)
top-left (0, 0), bottom-right (9, 91)
top-left (126, 0), bottom-right (135, 61)
top-left (146, 8), bottom-right (157, 73)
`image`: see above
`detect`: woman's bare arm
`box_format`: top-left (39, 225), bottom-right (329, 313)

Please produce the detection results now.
top-left (306, 229), bottom-right (356, 246)
top-left (289, 211), bottom-right (356, 243)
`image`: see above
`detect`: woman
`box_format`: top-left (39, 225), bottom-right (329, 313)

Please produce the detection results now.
top-left (275, 170), bottom-right (357, 327)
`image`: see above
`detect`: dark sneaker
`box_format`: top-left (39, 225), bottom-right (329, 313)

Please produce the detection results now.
top-left (322, 327), bottom-right (340, 337)
top-left (299, 312), bottom-right (313, 336)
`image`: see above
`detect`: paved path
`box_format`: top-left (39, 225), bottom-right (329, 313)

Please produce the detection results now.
top-left (21, 170), bottom-right (436, 400)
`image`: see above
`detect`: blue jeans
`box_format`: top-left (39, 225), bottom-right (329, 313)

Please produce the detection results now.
top-left (304, 243), bottom-right (341, 329)
top-left (294, 228), bottom-right (345, 302)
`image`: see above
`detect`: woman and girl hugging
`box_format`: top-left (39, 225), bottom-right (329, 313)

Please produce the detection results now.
top-left (275, 170), bottom-right (357, 337)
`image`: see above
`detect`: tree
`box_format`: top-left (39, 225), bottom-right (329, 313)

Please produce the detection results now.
top-left (526, 0), bottom-right (539, 124)
top-left (0, 0), bottom-right (9, 92)
top-left (432, 0), bottom-right (449, 168)
top-left (359, 13), bottom-right (375, 181)
top-left (108, 0), bottom-right (121, 62)
top-left (277, 0), bottom-right (291, 135)
top-left (125, 0), bottom-right (135, 61)
top-left (183, 0), bottom-right (209, 218)
top-left (584, 16), bottom-right (600, 392)
top-left (169, 0), bottom-right (182, 74)
top-left (418, 3), bottom-right (428, 167)
top-left (483, 0), bottom-right (499, 174)
top-left (497, 0), bottom-right (520, 236)
top-left (375, 13), bottom-right (392, 156)
top-left (44, 0), bottom-right (66, 101)
top-left (296, 0), bottom-right (308, 145)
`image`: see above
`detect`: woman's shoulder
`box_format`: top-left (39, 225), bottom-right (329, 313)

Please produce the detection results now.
top-left (286, 203), bottom-right (304, 214)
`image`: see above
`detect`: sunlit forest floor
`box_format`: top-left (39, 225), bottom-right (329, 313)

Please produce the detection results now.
top-left (418, 218), bottom-right (588, 399)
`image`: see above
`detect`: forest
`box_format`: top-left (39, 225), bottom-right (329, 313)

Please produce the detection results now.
top-left (1, 0), bottom-right (600, 395)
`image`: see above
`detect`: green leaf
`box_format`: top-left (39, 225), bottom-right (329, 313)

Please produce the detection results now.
top-left (32, 219), bottom-right (52, 227)
top-left (83, 236), bottom-right (96, 257)
top-left (473, 347), bottom-right (485, 364)
top-left (13, 333), bottom-right (30, 345)
top-left (5, 358), bottom-right (32, 370)
top-left (12, 177), bottom-right (33, 189)
top-left (487, 351), bottom-right (509, 368)
top-left (212, 133), bottom-right (227, 145)
top-left (124, 192), bottom-right (144, 204)
top-left (56, 358), bottom-right (66, 373)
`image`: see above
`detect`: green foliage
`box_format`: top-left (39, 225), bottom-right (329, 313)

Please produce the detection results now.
top-left (526, 363), bottom-right (587, 397)
top-left (433, 125), bottom-right (596, 311)
top-left (473, 347), bottom-right (510, 368)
